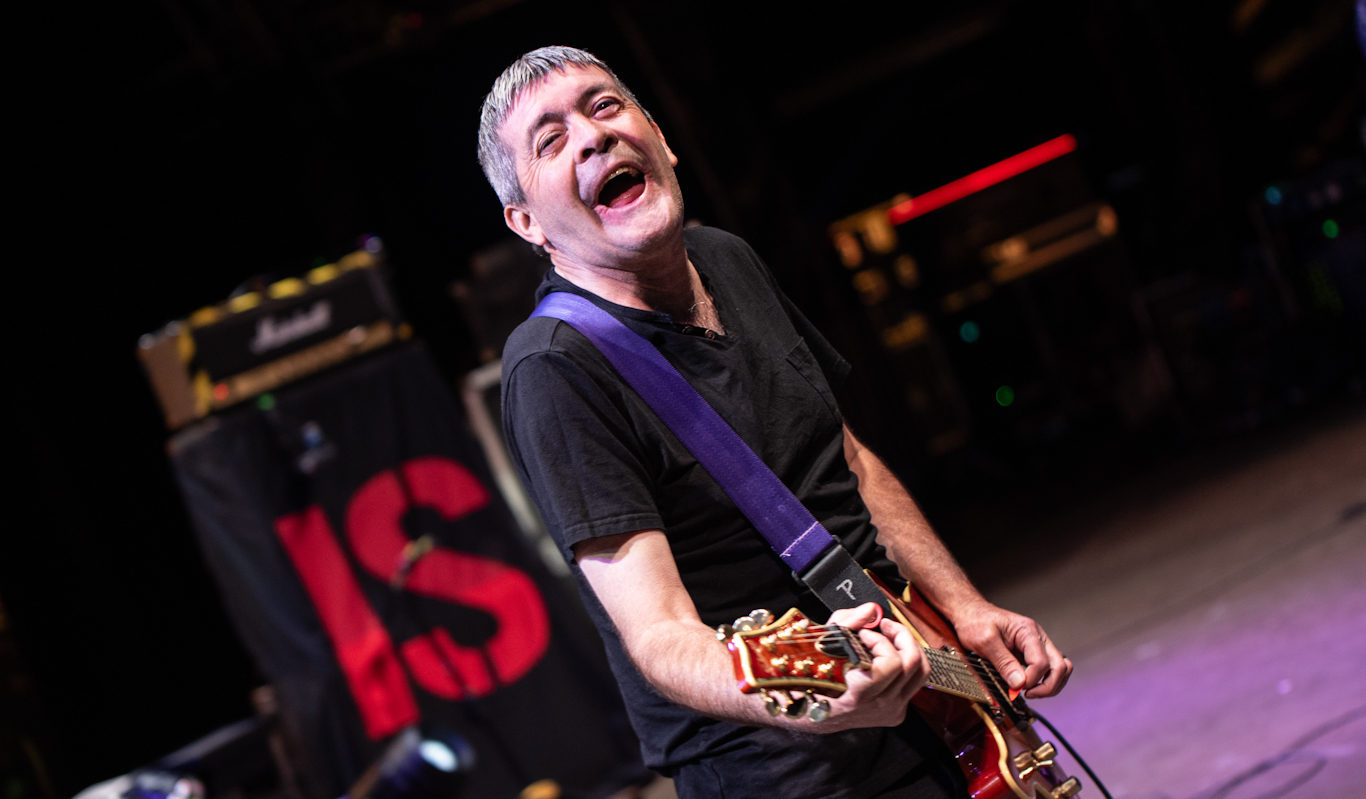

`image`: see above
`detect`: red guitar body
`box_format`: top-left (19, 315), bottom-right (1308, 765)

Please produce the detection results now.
top-left (883, 579), bottom-right (1076, 799)
top-left (723, 576), bottom-right (1081, 799)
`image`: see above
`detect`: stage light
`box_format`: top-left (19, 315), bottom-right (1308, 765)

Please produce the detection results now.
top-left (996, 385), bottom-right (1015, 407)
top-left (1323, 219), bottom-right (1339, 239)
top-left (1264, 186), bottom-right (1283, 205)
top-left (417, 741), bottom-right (456, 772)
top-left (256, 393), bottom-right (275, 411)
top-left (349, 728), bottom-right (475, 799)
top-left (959, 321), bottom-right (980, 343)
top-left (887, 135), bottom-right (1078, 226)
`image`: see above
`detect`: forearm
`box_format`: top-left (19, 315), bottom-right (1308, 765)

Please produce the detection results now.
top-left (842, 427), bottom-right (985, 619)
top-left (578, 530), bottom-right (844, 731)
top-left (626, 614), bottom-right (809, 729)
top-left (843, 426), bottom-right (1075, 697)
top-left (625, 603), bottom-right (926, 733)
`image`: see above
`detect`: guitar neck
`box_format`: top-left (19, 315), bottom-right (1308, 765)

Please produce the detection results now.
top-left (920, 645), bottom-right (995, 703)
top-left (843, 627), bottom-right (995, 704)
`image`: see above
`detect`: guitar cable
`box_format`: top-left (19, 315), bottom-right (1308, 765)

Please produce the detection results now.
top-left (1030, 712), bottom-right (1113, 799)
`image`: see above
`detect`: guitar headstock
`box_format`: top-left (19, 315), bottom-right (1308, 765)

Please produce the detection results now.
top-left (718, 608), bottom-right (870, 720)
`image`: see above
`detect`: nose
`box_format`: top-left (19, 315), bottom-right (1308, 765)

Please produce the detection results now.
top-left (574, 117), bottom-right (616, 163)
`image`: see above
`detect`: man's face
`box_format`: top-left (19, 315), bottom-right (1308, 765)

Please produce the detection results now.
top-left (499, 65), bottom-right (683, 269)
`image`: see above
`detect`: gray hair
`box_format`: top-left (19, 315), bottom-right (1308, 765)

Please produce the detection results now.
top-left (477, 46), bottom-right (649, 207)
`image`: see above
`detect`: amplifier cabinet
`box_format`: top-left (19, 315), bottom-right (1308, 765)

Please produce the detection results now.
top-left (138, 244), bottom-right (408, 429)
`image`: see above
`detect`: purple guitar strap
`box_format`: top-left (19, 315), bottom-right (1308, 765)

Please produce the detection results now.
top-left (531, 291), bottom-right (892, 615)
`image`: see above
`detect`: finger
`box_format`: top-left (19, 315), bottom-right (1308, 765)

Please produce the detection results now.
top-left (856, 627), bottom-right (900, 672)
top-left (875, 620), bottom-right (930, 696)
top-left (1026, 656), bottom-right (1072, 698)
top-left (975, 633), bottom-right (1028, 691)
top-left (1025, 635), bottom-right (1072, 698)
top-left (828, 602), bottom-right (883, 631)
top-left (878, 619), bottom-right (927, 678)
top-left (1013, 624), bottom-right (1051, 692)
top-left (849, 627), bottom-right (907, 700)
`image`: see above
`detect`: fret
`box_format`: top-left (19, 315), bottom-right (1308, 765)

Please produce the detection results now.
top-left (922, 646), bottom-right (992, 702)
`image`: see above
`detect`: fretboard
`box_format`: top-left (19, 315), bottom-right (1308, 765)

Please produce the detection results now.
top-left (843, 629), bottom-right (992, 704)
top-left (921, 646), bottom-right (991, 703)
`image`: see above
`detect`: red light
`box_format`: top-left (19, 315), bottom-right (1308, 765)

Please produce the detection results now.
top-left (213, 383), bottom-right (230, 401)
top-left (887, 134), bottom-right (1079, 226)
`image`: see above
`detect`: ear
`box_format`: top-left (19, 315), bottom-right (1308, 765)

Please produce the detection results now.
top-left (650, 120), bottom-right (679, 168)
top-left (504, 204), bottom-right (549, 248)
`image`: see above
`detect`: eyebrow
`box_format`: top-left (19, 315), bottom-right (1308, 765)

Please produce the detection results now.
top-left (524, 81), bottom-right (616, 151)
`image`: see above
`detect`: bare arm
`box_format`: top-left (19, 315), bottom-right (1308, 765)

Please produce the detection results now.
top-left (575, 529), bottom-right (929, 731)
top-left (842, 424), bottom-right (1072, 698)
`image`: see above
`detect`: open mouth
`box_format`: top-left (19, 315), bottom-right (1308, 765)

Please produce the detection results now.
top-left (595, 166), bottom-right (646, 210)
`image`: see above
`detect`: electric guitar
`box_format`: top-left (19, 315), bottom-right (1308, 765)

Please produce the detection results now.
top-left (718, 574), bottom-right (1082, 799)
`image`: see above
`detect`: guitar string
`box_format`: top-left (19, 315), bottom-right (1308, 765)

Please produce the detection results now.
top-left (757, 629), bottom-right (987, 670)
top-left (747, 629), bottom-right (988, 698)
top-left (743, 627), bottom-right (1035, 715)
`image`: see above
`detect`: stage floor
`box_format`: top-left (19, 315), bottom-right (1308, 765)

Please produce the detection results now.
top-left (986, 407), bottom-right (1366, 799)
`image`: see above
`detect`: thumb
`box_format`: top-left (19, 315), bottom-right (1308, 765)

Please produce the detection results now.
top-left (828, 602), bottom-right (884, 631)
top-left (974, 635), bottom-right (1026, 690)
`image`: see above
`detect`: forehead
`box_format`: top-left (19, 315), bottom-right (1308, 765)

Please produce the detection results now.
top-left (498, 64), bottom-right (616, 146)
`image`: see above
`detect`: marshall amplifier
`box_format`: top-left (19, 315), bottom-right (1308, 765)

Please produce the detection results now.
top-left (138, 237), bottom-right (410, 429)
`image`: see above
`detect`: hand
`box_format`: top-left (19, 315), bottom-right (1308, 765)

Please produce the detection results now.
top-left (813, 603), bottom-right (929, 731)
top-left (950, 601), bottom-right (1072, 699)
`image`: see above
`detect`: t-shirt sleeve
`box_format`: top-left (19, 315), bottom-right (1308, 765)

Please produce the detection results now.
top-left (502, 341), bottom-right (665, 561)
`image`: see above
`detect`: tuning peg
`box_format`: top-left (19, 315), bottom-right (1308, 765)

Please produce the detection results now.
top-left (808, 696), bottom-right (830, 722)
top-left (783, 694), bottom-right (809, 718)
top-left (748, 609), bottom-right (773, 626)
top-left (715, 623), bottom-right (735, 641)
top-left (762, 691), bottom-right (781, 717)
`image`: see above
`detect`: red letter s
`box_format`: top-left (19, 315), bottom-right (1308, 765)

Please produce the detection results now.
top-left (345, 456), bottom-right (550, 700)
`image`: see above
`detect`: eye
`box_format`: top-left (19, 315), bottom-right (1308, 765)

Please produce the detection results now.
top-left (593, 97), bottom-right (621, 115)
top-left (536, 132), bottom-right (562, 156)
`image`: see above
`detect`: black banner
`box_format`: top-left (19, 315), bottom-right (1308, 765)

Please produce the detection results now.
top-left (170, 342), bottom-right (644, 799)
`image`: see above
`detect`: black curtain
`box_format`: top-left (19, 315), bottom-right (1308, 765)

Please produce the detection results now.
top-left (170, 342), bottom-right (644, 799)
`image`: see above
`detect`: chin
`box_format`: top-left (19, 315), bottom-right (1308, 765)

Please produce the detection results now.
top-left (608, 202), bottom-right (684, 252)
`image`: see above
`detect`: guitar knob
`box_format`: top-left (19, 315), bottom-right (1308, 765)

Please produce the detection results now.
top-left (1050, 778), bottom-right (1081, 799)
top-left (748, 609), bottom-right (773, 626)
top-left (808, 697), bottom-right (830, 722)
top-left (1033, 742), bottom-right (1057, 762)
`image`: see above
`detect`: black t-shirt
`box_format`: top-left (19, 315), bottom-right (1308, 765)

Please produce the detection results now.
top-left (501, 227), bottom-right (951, 799)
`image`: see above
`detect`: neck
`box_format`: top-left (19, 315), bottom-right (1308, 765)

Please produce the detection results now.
top-left (550, 232), bottom-right (708, 323)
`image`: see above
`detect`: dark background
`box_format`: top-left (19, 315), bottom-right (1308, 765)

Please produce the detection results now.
top-left (6, 0), bottom-right (1364, 795)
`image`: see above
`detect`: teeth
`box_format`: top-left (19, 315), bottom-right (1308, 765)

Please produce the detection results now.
top-left (596, 166), bottom-right (642, 205)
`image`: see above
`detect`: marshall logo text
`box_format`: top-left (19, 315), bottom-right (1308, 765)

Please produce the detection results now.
top-left (249, 300), bottom-right (333, 355)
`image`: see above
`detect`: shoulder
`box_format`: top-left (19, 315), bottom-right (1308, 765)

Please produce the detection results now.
top-left (501, 315), bottom-right (625, 409)
top-left (503, 315), bottom-right (563, 371)
top-left (503, 309), bottom-right (603, 365)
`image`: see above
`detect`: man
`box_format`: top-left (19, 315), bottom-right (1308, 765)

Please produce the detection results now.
top-left (480, 46), bottom-right (1071, 798)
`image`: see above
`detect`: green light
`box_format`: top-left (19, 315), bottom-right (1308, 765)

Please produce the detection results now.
top-left (1322, 219), bottom-right (1339, 239)
top-left (959, 321), bottom-right (981, 343)
top-left (257, 393), bottom-right (276, 411)
top-left (995, 385), bottom-right (1015, 407)
top-left (1264, 187), bottom-right (1282, 205)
